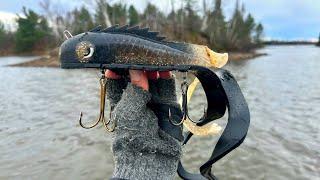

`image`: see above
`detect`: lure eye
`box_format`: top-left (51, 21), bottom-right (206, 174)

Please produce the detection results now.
top-left (75, 41), bottom-right (95, 63)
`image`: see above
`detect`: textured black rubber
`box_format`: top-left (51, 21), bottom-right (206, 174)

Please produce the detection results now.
top-left (177, 67), bottom-right (250, 180)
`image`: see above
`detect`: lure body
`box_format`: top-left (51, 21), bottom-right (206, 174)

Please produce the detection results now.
top-left (59, 25), bottom-right (227, 69)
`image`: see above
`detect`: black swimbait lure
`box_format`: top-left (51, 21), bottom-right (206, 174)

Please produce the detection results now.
top-left (60, 24), bottom-right (228, 69)
top-left (59, 25), bottom-right (250, 180)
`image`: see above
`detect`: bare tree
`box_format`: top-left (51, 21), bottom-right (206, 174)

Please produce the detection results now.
top-left (81, 0), bottom-right (112, 27)
top-left (95, 0), bottom-right (112, 27)
top-left (201, 0), bottom-right (209, 32)
top-left (170, 0), bottom-right (178, 35)
top-left (39, 0), bottom-right (67, 41)
top-left (179, 0), bottom-right (184, 38)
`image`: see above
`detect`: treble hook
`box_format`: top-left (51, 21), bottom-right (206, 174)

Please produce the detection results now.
top-left (169, 72), bottom-right (205, 126)
top-left (169, 72), bottom-right (191, 125)
top-left (78, 70), bottom-right (116, 132)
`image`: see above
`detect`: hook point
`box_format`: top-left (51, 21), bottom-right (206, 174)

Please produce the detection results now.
top-left (168, 108), bottom-right (184, 126)
top-left (79, 112), bottom-right (83, 120)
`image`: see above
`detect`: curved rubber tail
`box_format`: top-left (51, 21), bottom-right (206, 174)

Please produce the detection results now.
top-left (177, 67), bottom-right (250, 180)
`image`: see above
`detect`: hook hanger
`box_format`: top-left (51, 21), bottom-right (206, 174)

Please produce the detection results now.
top-left (63, 30), bottom-right (73, 39)
top-left (169, 72), bottom-right (189, 125)
top-left (79, 70), bottom-right (116, 132)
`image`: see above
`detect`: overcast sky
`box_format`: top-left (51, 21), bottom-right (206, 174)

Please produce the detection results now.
top-left (1, 0), bottom-right (320, 41)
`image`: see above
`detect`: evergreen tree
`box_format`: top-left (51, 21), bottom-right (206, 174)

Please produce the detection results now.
top-left (15, 7), bottom-right (52, 52)
top-left (242, 13), bottom-right (255, 49)
top-left (230, 1), bottom-right (244, 34)
top-left (255, 23), bottom-right (264, 44)
top-left (142, 3), bottom-right (163, 32)
top-left (128, 5), bottom-right (139, 26)
top-left (167, 10), bottom-right (177, 36)
top-left (317, 33), bottom-right (320, 46)
top-left (0, 21), bottom-right (7, 52)
top-left (0, 21), bottom-right (5, 43)
top-left (110, 3), bottom-right (127, 25)
top-left (227, 1), bottom-right (260, 51)
top-left (244, 14), bottom-right (255, 37)
top-left (168, 0), bottom-right (178, 36)
top-left (175, 8), bottom-right (186, 39)
top-left (184, 0), bottom-right (201, 33)
top-left (71, 7), bottom-right (95, 34)
top-left (227, 0), bottom-right (245, 50)
top-left (0, 21), bottom-right (15, 55)
top-left (94, 0), bottom-right (112, 27)
top-left (7, 1), bottom-right (265, 53)
top-left (143, 3), bottom-right (158, 29)
top-left (206, 0), bottom-right (227, 50)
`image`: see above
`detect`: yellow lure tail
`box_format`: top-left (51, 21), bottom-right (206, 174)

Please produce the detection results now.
top-left (205, 46), bottom-right (228, 68)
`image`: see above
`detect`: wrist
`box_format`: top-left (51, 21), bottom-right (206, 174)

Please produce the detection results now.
top-left (112, 150), bottom-right (179, 180)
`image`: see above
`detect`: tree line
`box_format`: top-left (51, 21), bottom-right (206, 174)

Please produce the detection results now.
top-left (0, 0), bottom-right (264, 55)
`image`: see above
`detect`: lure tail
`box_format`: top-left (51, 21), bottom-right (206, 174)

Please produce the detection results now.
top-left (204, 46), bottom-right (228, 68)
top-left (166, 42), bottom-right (228, 68)
top-left (177, 67), bottom-right (250, 180)
top-left (173, 44), bottom-right (228, 136)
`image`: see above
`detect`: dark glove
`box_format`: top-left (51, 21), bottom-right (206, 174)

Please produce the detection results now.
top-left (148, 77), bottom-right (184, 142)
top-left (106, 77), bottom-right (182, 180)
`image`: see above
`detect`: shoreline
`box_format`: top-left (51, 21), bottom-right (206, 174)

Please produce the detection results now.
top-left (0, 50), bottom-right (49, 57)
top-left (8, 48), bottom-right (266, 68)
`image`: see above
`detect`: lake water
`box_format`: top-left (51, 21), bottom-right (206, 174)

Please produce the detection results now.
top-left (0, 46), bottom-right (319, 180)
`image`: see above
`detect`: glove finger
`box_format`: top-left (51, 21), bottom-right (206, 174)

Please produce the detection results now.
top-left (146, 71), bottom-right (158, 80)
top-left (157, 104), bottom-right (184, 142)
top-left (159, 71), bottom-right (172, 79)
top-left (105, 70), bottom-right (121, 79)
top-left (106, 76), bottom-right (128, 108)
top-left (112, 83), bottom-right (156, 130)
top-left (156, 76), bottom-right (178, 104)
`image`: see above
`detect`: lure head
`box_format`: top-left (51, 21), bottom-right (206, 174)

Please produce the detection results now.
top-left (59, 31), bottom-right (112, 69)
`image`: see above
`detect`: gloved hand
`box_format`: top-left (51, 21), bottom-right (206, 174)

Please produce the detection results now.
top-left (105, 70), bottom-right (183, 180)
top-left (147, 72), bottom-right (184, 142)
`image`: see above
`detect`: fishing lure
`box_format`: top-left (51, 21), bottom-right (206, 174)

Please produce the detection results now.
top-left (59, 24), bottom-right (250, 180)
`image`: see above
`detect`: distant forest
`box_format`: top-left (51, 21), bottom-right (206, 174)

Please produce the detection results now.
top-left (0, 0), bottom-right (265, 55)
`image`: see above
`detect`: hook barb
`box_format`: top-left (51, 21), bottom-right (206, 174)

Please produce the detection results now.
top-left (168, 108), bottom-right (184, 126)
top-left (79, 111), bottom-right (101, 129)
top-left (103, 111), bottom-right (116, 132)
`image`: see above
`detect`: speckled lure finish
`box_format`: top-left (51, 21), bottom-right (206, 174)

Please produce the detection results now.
top-left (59, 25), bottom-right (227, 70)
top-left (59, 25), bottom-right (250, 180)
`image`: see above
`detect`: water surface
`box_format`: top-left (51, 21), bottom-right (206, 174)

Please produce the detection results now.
top-left (0, 46), bottom-right (319, 179)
